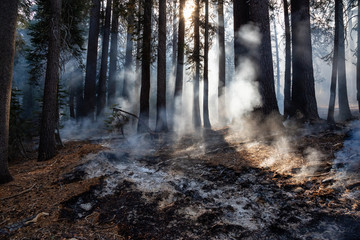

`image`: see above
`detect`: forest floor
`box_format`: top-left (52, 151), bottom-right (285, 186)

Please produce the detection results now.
top-left (1, 120), bottom-right (360, 239)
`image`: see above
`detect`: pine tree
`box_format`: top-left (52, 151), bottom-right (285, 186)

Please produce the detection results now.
top-left (203, 0), bottom-right (211, 128)
top-left (357, 0), bottom-right (360, 112)
top-left (327, 0), bottom-right (340, 124)
top-left (138, 0), bottom-right (152, 133)
top-left (218, 0), bottom-right (226, 122)
top-left (97, 0), bottom-right (112, 117)
top-left (123, 0), bottom-right (136, 100)
top-left (193, 0), bottom-right (201, 129)
top-left (290, 0), bottom-right (319, 120)
top-left (156, 0), bottom-right (168, 132)
top-left (173, 0), bottom-right (186, 114)
top-left (337, 0), bottom-right (352, 121)
top-left (283, 0), bottom-right (291, 118)
top-left (84, 0), bottom-right (101, 119)
top-left (108, 0), bottom-right (120, 106)
top-left (38, 0), bottom-right (62, 161)
top-left (0, 0), bottom-right (18, 183)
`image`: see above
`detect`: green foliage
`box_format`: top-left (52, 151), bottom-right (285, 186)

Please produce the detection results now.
top-left (26, 0), bottom-right (89, 85)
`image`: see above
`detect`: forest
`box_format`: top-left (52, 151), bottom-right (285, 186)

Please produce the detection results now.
top-left (1, 0), bottom-right (360, 239)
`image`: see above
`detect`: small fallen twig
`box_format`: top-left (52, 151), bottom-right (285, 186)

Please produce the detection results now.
top-left (0, 184), bottom-right (36, 201)
top-left (25, 212), bottom-right (49, 224)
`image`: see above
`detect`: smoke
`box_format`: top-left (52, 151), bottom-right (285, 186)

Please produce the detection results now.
top-left (333, 121), bottom-right (360, 183)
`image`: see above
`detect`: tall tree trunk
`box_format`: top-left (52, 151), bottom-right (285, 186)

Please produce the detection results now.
top-left (357, 0), bottom-right (360, 112)
top-left (135, 1), bottom-right (142, 73)
top-left (273, 19), bottom-right (281, 104)
top-left (337, 0), bottom-right (352, 121)
top-left (172, 0), bottom-right (178, 69)
top-left (233, 0), bottom-right (249, 69)
top-left (83, 0), bottom-right (101, 120)
top-left (38, 0), bottom-right (62, 162)
top-left (290, 0), bottom-right (319, 120)
top-left (193, 0), bottom-right (201, 128)
top-left (203, 0), bottom-right (211, 128)
top-left (138, 0), bottom-right (152, 133)
top-left (0, 0), bottom-right (18, 183)
top-left (283, 0), bottom-right (291, 118)
top-left (97, 0), bottom-right (112, 117)
top-left (123, 1), bottom-right (135, 100)
top-left (156, 0), bottom-right (168, 132)
top-left (108, 0), bottom-right (119, 107)
top-left (174, 0), bottom-right (185, 100)
top-left (249, 0), bottom-right (279, 115)
top-left (327, 0), bottom-right (340, 124)
top-left (218, 0), bottom-right (226, 122)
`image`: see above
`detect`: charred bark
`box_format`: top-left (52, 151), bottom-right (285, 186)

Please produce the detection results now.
top-left (138, 0), bottom-right (152, 133)
top-left (83, 0), bottom-right (101, 120)
top-left (108, 0), bottom-right (120, 107)
top-left (123, 1), bottom-right (135, 100)
top-left (174, 0), bottom-right (185, 100)
top-left (0, 0), bottom-right (18, 183)
top-left (357, 0), bottom-right (360, 112)
top-left (337, 0), bottom-right (352, 121)
top-left (203, 0), bottom-right (211, 129)
top-left (290, 0), bottom-right (319, 120)
top-left (233, 0), bottom-right (249, 69)
top-left (172, 0), bottom-right (178, 71)
top-left (38, 0), bottom-right (62, 161)
top-left (283, 0), bottom-right (291, 118)
top-left (218, 0), bottom-right (226, 122)
top-left (193, 0), bottom-right (201, 129)
top-left (97, 0), bottom-right (112, 117)
top-left (327, 0), bottom-right (339, 124)
top-left (249, 0), bottom-right (279, 115)
top-left (156, 0), bottom-right (168, 132)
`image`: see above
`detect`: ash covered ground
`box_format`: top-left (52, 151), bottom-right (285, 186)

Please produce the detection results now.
top-left (1, 121), bottom-right (360, 239)
top-left (57, 121), bottom-right (360, 240)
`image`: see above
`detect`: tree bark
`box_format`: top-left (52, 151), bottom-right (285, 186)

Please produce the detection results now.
top-left (233, 0), bottom-right (249, 69)
top-left (357, 0), bottom-right (360, 112)
top-left (0, 0), bottom-right (18, 183)
top-left (83, 0), bottom-right (101, 120)
top-left (38, 0), bottom-right (62, 162)
top-left (123, 1), bottom-right (135, 100)
top-left (108, 0), bottom-right (120, 107)
top-left (203, 0), bottom-right (211, 128)
top-left (97, 0), bottom-right (112, 117)
top-left (218, 0), bottom-right (226, 122)
top-left (273, 19), bottom-right (281, 106)
top-left (193, 0), bottom-right (201, 129)
top-left (327, 0), bottom-right (339, 124)
top-left (174, 0), bottom-right (185, 100)
top-left (249, 0), bottom-right (279, 115)
top-left (283, 0), bottom-right (291, 118)
top-left (138, 0), bottom-right (152, 133)
top-left (290, 0), bottom-right (319, 120)
top-left (156, 0), bottom-right (168, 132)
top-left (337, 0), bottom-right (352, 121)
top-left (172, 0), bottom-right (178, 69)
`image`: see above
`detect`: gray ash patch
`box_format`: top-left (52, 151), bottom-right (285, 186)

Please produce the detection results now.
top-left (58, 132), bottom-right (360, 239)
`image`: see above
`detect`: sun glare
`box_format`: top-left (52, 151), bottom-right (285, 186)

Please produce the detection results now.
top-left (183, 0), bottom-right (195, 22)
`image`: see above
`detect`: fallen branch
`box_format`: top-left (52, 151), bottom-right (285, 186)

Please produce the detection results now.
top-left (113, 108), bottom-right (158, 136)
top-left (0, 184), bottom-right (36, 201)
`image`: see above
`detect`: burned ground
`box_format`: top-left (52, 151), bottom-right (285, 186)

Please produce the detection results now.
top-left (1, 123), bottom-right (360, 239)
